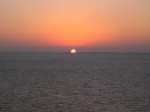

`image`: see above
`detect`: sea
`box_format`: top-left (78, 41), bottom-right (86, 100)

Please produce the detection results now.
top-left (0, 53), bottom-right (150, 112)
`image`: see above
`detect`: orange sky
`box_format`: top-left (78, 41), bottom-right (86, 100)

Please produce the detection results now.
top-left (0, 0), bottom-right (150, 52)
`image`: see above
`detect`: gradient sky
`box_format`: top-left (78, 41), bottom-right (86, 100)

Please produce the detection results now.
top-left (0, 0), bottom-right (150, 52)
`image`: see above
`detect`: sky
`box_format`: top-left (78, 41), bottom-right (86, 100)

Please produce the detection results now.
top-left (0, 0), bottom-right (150, 52)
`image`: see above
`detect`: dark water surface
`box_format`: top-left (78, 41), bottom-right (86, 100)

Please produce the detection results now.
top-left (0, 53), bottom-right (150, 112)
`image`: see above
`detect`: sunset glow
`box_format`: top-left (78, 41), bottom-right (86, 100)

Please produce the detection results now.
top-left (70, 49), bottom-right (76, 54)
top-left (0, 0), bottom-right (150, 52)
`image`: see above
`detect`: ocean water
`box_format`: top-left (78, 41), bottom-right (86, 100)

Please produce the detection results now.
top-left (0, 53), bottom-right (150, 112)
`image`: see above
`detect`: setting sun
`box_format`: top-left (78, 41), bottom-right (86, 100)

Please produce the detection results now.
top-left (70, 49), bottom-right (77, 54)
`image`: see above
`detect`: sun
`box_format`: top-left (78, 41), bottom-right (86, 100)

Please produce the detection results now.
top-left (70, 49), bottom-right (77, 54)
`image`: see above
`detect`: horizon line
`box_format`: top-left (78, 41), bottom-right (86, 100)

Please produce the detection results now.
top-left (0, 51), bottom-right (150, 54)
